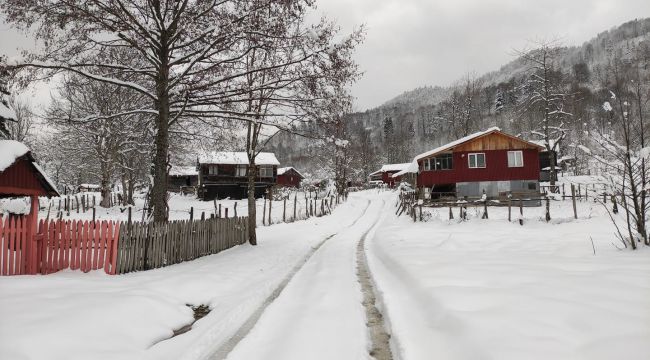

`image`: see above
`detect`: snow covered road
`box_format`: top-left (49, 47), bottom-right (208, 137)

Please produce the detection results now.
top-left (221, 194), bottom-right (392, 360)
top-left (0, 191), bottom-right (385, 360)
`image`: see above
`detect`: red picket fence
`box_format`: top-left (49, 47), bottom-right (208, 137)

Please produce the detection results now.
top-left (0, 216), bottom-right (120, 276)
top-left (37, 219), bottom-right (120, 275)
top-left (0, 215), bottom-right (30, 276)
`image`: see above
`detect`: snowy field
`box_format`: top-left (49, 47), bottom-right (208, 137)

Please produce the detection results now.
top-left (1, 189), bottom-right (649, 360)
top-left (369, 199), bottom-right (650, 360)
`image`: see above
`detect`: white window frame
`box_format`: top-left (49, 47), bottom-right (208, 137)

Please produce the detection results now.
top-left (423, 159), bottom-right (431, 171)
top-left (259, 166), bottom-right (273, 178)
top-left (235, 165), bottom-right (247, 177)
top-left (208, 164), bottom-right (218, 175)
top-left (507, 150), bottom-right (524, 168)
top-left (468, 153), bottom-right (486, 169)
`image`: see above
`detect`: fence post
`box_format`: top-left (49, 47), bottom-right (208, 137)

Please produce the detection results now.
top-left (283, 198), bottom-right (287, 222)
top-left (234, 202), bottom-right (238, 217)
top-left (218, 204), bottom-right (222, 218)
top-left (201, 211), bottom-right (205, 220)
top-left (508, 197), bottom-right (512, 222)
top-left (562, 183), bottom-right (565, 198)
top-left (189, 207), bottom-right (194, 221)
top-left (482, 200), bottom-right (488, 219)
top-left (611, 195), bottom-right (618, 214)
top-left (225, 208), bottom-right (228, 218)
top-left (293, 193), bottom-right (297, 221)
top-left (519, 199), bottom-right (523, 226)
top-left (268, 191), bottom-right (272, 225)
top-left (262, 197), bottom-right (267, 226)
top-left (545, 197), bottom-right (551, 222)
top-left (92, 207), bottom-right (96, 222)
top-left (571, 184), bottom-right (577, 219)
top-left (449, 206), bottom-right (453, 220)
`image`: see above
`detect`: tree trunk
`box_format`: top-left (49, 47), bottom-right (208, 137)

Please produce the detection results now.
top-left (247, 162), bottom-right (257, 245)
top-left (151, 37), bottom-right (171, 223)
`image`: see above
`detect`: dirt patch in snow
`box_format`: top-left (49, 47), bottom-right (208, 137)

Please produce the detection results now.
top-left (356, 203), bottom-right (393, 360)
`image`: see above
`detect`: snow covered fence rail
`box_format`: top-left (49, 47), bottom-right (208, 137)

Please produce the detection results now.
top-left (116, 216), bottom-right (248, 274)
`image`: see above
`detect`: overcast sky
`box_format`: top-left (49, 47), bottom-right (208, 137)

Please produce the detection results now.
top-left (2, 1), bottom-right (650, 111)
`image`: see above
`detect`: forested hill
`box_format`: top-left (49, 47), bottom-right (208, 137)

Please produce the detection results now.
top-left (268, 18), bottom-right (650, 181)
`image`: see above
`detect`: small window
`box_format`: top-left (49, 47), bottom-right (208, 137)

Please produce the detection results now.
top-left (528, 182), bottom-right (537, 190)
top-left (468, 153), bottom-right (486, 168)
top-left (259, 166), bottom-right (273, 178)
top-left (508, 151), bottom-right (524, 167)
top-left (208, 165), bottom-right (218, 175)
top-left (236, 165), bottom-right (247, 177)
top-left (423, 159), bottom-right (431, 171)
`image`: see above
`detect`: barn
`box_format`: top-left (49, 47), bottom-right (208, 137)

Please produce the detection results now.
top-left (196, 151), bottom-right (279, 200)
top-left (395, 127), bottom-right (543, 201)
top-left (277, 167), bottom-right (304, 188)
top-left (368, 163), bottom-right (412, 188)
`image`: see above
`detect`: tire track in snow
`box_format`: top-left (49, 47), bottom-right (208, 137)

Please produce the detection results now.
top-left (356, 199), bottom-right (394, 360)
top-left (208, 199), bottom-right (372, 360)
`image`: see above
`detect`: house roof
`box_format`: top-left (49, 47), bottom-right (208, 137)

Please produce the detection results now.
top-left (197, 152), bottom-right (280, 166)
top-left (277, 167), bottom-right (304, 178)
top-left (369, 163), bottom-right (412, 177)
top-left (0, 140), bottom-right (29, 172)
top-left (169, 165), bottom-right (199, 177)
top-left (0, 140), bottom-right (60, 197)
top-left (393, 127), bottom-right (543, 178)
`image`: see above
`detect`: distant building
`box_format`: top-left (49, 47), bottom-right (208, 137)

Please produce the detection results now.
top-left (368, 163), bottom-right (412, 188)
top-left (529, 140), bottom-right (559, 182)
top-left (167, 165), bottom-right (199, 193)
top-left (196, 152), bottom-right (279, 200)
top-left (395, 127), bottom-right (543, 201)
top-left (277, 167), bottom-right (304, 188)
top-left (77, 184), bottom-right (100, 192)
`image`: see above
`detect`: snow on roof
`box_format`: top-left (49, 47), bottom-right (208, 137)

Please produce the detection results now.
top-left (380, 163), bottom-right (412, 172)
top-left (169, 165), bottom-right (198, 177)
top-left (32, 162), bottom-right (59, 196)
top-left (413, 127), bottom-right (502, 162)
top-left (277, 167), bottom-right (304, 178)
top-left (79, 183), bottom-right (101, 188)
top-left (0, 140), bottom-right (30, 172)
top-left (197, 152), bottom-right (280, 166)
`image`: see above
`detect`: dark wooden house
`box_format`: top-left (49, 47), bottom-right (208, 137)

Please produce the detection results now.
top-left (277, 167), bottom-right (304, 188)
top-left (197, 152), bottom-right (279, 200)
top-left (396, 128), bottom-right (543, 201)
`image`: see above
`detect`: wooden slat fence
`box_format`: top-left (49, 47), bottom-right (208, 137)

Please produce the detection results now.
top-left (37, 219), bottom-right (120, 275)
top-left (0, 215), bottom-right (30, 276)
top-left (116, 216), bottom-right (248, 274)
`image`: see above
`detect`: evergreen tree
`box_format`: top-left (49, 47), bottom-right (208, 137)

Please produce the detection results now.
top-left (383, 116), bottom-right (396, 163)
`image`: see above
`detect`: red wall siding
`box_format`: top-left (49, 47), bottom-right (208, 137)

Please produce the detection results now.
top-left (0, 158), bottom-right (48, 196)
top-left (381, 171), bottom-right (401, 187)
top-left (417, 149), bottom-right (539, 187)
top-left (277, 170), bottom-right (302, 187)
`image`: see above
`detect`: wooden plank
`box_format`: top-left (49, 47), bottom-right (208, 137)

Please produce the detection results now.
top-left (1, 217), bottom-right (6, 275)
top-left (8, 217), bottom-right (15, 275)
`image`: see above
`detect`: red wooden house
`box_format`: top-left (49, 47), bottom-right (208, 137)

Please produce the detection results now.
top-left (395, 128), bottom-right (543, 200)
top-left (277, 167), bottom-right (304, 188)
top-left (369, 163), bottom-right (412, 188)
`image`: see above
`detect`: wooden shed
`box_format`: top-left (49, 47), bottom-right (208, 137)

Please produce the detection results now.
top-left (277, 167), bottom-right (304, 188)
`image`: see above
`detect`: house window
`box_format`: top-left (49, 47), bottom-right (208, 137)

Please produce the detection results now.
top-left (208, 165), bottom-right (218, 175)
top-left (423, 159), bottom-right (431, 171)
top-left (508, 151), bottom-right (524, 167)
top-left (259, 166), bottom-right (273, 178)
top-left (236, 165), bottom-right (247, 177)
top-left (435, 153), bottom-right (453, 170)
top-left (468, 153), bottom-right (486, 168)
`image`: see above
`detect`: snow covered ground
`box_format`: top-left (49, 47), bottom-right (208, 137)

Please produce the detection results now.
top-left (0, 193), bottom-right (373, 360)
top-left (2, 189), bottom-right (649, 360)
top-left (368, 199), bottom-right (650, 360)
